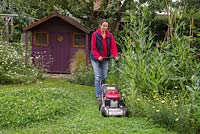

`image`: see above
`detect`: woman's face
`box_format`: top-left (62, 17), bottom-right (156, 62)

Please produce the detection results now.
top-left (100, 22), bottom-right (108, 32)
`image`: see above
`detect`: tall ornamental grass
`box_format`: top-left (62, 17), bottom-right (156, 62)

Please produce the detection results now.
top-left (0, 41), bottom-right (43, 84)
top-left (116, 8), bottom-right (200, 134)
top-left (68, 50), bottom-right (94, 86)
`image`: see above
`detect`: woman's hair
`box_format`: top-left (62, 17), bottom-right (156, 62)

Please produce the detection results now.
top-left (99, 19), bottom-right (108, 25)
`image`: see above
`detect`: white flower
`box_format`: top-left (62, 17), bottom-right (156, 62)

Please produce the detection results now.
top-left (175, 118), bottom-right (179, 121)
top-left (161, 100), bottom-right (165, 103)
top-left (156, 109), bottom-right (160, 112)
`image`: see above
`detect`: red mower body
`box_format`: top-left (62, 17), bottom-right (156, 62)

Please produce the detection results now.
top-left (105, 90), bottom-right (121, 100)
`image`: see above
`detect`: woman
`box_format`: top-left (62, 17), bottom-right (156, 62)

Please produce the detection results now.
top-left (90, 19), bottom-right (118, 100)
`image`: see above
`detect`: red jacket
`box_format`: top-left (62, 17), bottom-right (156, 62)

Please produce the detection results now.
top-left (91, 29), bottom-right (118, 60)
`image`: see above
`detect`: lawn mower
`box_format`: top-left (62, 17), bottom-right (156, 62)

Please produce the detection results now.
top-left (99, 84), bottom-right (128, 117)
top-left (96, 56), bottom-right (128, 117)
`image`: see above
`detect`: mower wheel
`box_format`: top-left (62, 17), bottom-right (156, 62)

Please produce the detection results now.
top-left (100, 107), bottom-right (107, 117)
top-left (124, 107), bottom-right (129, 117)
top-left (98, 100), bottom-right (102, 110)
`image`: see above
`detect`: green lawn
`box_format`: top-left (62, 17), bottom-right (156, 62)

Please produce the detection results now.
top-left (0, 78), bottom-right (177, 134)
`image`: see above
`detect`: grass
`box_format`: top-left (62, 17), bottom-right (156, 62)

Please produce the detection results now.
top-left (0, 78), bottom-right (177, 134)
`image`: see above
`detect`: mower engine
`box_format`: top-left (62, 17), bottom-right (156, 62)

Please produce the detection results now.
top-left (99, 84), bottom-right (128, 117)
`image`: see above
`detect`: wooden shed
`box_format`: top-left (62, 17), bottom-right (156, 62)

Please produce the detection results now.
top-left (24, 12), bottom-right (90, 73)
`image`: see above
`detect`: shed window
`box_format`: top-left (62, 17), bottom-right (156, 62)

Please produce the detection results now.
top-left (73, 33), bottom-right (86, 48)
top-left (34, 32), bottom-right (48, 46)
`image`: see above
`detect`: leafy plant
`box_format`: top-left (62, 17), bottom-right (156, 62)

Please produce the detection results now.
top-left (68, 49), bottom-right (94, 86)
top-left (117, 6), bottom-right (200, 134)
top-left (0, 41), bottom-right (43, 84)
top-left (106, 59), bottom-right (121, 85)
top-left (69, 49), bottom-right (86, 73)
top-left (69, 64), bottom-right (94, 86)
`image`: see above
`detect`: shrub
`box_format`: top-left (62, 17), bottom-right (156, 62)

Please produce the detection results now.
top-left (69, 64), bottom-right (94, 86)
top-left (117, 7), bottom-right (200, 134)
top-left (126, 91), bottom-right (200, 134)
top-left (68, 50), bottom-right (94, 86)
top-left (0, 41), bottom-right (43, 84)
top-left (106, 59), bottom-right (121, 84)
top-left (69, 49), bottom-right (86, 73)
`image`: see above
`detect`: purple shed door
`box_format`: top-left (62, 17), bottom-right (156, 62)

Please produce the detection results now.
top-left (50, 32), bottom-right (71, 73)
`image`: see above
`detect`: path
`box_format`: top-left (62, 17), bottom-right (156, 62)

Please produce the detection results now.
top-left (43, 73), bottom-right (72, 78)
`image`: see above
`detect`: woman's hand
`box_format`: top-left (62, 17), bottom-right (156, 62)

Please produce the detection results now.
top-left (115, 56), bottom-right (119, 61)
top-left (98, 56), bottom-right (103, 61)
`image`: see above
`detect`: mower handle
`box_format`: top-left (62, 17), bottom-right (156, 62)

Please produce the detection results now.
top-left (102, 53), bottom-right (123, 60)
top-left (102, 56), bottom-right (119, 60)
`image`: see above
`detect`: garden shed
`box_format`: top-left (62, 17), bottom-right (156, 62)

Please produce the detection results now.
top-left (24, 12), bottom-right (90, 73)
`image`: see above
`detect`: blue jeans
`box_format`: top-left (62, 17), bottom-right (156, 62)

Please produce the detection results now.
top-left (91, 59), bottom-right (109, 98)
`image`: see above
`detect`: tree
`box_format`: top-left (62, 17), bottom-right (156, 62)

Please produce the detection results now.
top-left (1, 0), bottom-right (134, 35)
top-left (59, 0), bottom-right (133, 34)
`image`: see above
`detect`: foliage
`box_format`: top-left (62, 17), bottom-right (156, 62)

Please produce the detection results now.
top-left (56, 0), bottom-right (133, 33)
top-left (0, 0), bottom-right (133, 38)
top-left (0, 1), bottom-right (29, 42)
top-left (118, 6), bottom-right (199, 95)
top-left (186, 75), bottom-right (200, 130)
top-left (68, 49), bottom-right (94, 86)
top-left (106, 59), bottom-right (121, 85)
top-left (1, 0), bottom-right (200, 45)
top-left (69, 49), bottom-right (86, 73)
top-left (0, 41), bottom-right (43, 84)
top-left (126, 91), bottom-right (200, 134)
top-left (179, 0), bottom-right (200, 13)
top-left (116, 6), bottom-right (200, 134)
top-left (150, 16), bottom-right (168, 41)
top-left (68, 64), bottom-right (94, 86)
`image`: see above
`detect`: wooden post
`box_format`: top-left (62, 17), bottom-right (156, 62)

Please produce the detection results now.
top-left (86, 34), bottom-right (89, 68)
top-left (5, 16), bottom-right (9, 45)
top-left (10, 17), bottom-right (14, 36)
top-left (0, 14), bottom-right (18, 44)
top-left (25, 31), bottom-right (29, 64)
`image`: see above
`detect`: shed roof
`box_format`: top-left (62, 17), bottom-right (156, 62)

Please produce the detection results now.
top-left (23, 12), bottom-right (91, 33)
